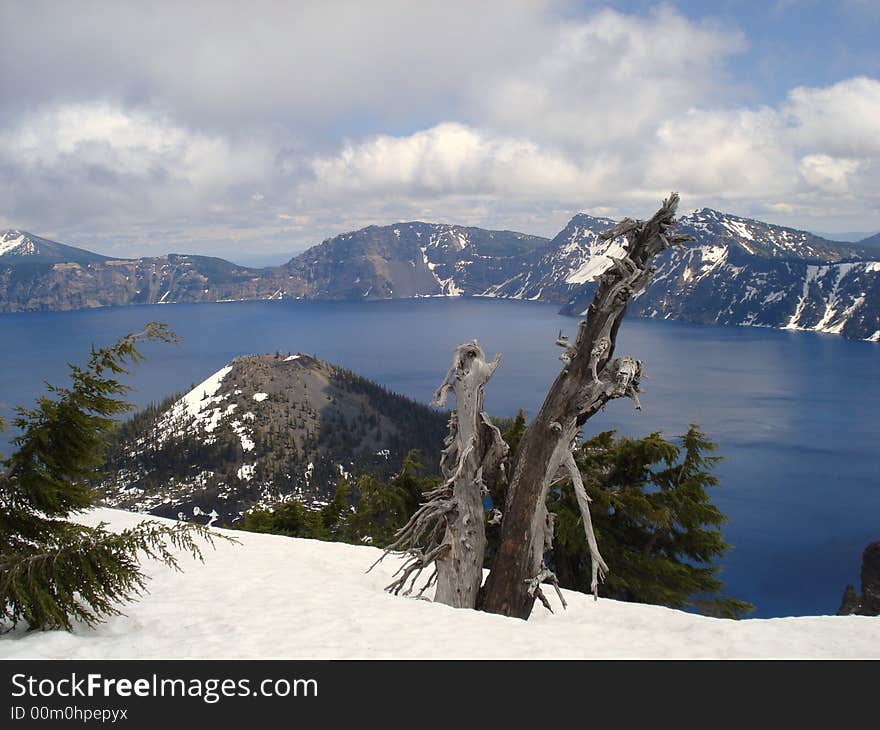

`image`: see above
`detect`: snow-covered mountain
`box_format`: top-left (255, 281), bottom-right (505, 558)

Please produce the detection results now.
top-left (5, 507), bottom-right (878, 658)
top-left (0, 224), bottom-right (548, 311)
top-left (681, 208), bottom-right (869, 261)
top-left (550, 210), bottom-right (880, 341)
top-left (285, 222), bottom-right (550, 299)
top-left (482, 213), bottom-right (618, 301)
top-left (0, 229), bottom-right (109, 264)
top-left (2, 211), bottom-right (879, 340)
top-left (98, 353), bottom-right (447, 523)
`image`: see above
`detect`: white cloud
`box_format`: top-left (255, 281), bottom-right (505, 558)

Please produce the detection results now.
top-left (300, 72), bottom-right (880, 230)
top-left (477, 6), bottom-right (748, 153)
top-left (798, 155), bottom-right (862, 193)
top-left (0, 1), bottom-right (553, 133)
top-left (1, 4), bottom-right (879, 250)
top-left (304, 123), bottom-right (593, 200)
top-left (640, 76), bottom-right (880, 220)
top-left (0, 104), bottom-right (276, 236)
top-left (3, 104), bottom-right (272, 187)
top-left (785, 76), bottom-right (880, 156)
top-left (646, 107), bottom-right (795, 198)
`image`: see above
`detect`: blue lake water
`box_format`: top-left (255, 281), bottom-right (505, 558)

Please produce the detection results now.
top-left (1, 298), bottom-right (877, 618)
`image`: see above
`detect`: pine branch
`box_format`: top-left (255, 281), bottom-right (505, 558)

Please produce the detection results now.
top-left (1, 323), bottom-right (178, 519)
top-left (0, 322), bottom-right (240, 632)
top-left (1, 521), bottom-right (236, 631)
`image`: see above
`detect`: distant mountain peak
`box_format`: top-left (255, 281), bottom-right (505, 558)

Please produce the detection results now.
top-left (0, 230), bottom-right (109, 264)
top-left (97, 352), bottom-right (449, 522)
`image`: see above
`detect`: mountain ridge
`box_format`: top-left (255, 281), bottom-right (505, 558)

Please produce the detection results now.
top-left (858, 231), bottom-right (880, 248)
top-left (0, 229), bottom-right (112, 265)
top-left (2, 209), bottom-right (878, 340)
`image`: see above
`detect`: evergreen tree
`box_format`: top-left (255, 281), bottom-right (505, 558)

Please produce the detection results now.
top-left (349, 474), bottom-right (408, 547)
top-left (0, 323), bottom-right (229, 631)
top-left (484, 409), bottom-right (527, 567)
top-left (547, 425), bottom-right (753, 618)
top-left (500, 409), bottom-right (527, 463)
top-left (319, 481), bottom-right (353, 540)
top-left (234, 451), bottom-right (438, 547)
top-left (392, 450), bottom-right (439, 517)
top-left (240, 499), bottom-right (323, 538)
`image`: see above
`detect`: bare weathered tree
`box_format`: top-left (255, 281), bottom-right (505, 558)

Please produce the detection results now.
top-left (480, 193), bottom-right (693, 619)
top-left (371, 341), bottom-right (508, 608)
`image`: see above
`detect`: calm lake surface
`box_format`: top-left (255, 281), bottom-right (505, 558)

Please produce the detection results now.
top-left (1, 298), bottom-right (877, 618)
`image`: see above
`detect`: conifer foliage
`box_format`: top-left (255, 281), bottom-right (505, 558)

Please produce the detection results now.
top-left (0, 323), bottom-right (229, 631)
top-left (547, 426), bottom-right (754, 618)
top-left (239, 450), bottom-right (438, 547)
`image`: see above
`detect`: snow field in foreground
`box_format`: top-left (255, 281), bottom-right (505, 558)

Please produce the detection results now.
top-left (3, 508), bottom-right (878, 659)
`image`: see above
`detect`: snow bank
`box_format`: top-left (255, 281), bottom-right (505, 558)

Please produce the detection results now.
top-left (3, 508), bottom-right (878, 659)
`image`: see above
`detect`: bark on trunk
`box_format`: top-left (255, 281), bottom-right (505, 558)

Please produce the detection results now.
top-left (370, 341), bottom-right (507, 609)
top-left (433, 343), bottom-right (505, 607)
top-left (480, 193), bottom-right (692, 619)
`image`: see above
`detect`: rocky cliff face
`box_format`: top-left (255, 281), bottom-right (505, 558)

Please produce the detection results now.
top-left (284, 222), bottom-right (550, 299)
top-left (0, 252), bottom-right (304, 312)
top-left (97, 354), bottom-right (448, 524)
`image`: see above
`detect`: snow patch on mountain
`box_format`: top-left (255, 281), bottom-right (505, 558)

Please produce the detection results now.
top-left (564, 238), bottom-right (628, 285)
top-left (158, 365), bottom-right (234, 441)
top-left (783, 261), bottom-right (879, 336)
top-left (419, 244), bottom-right (463, 296)
top-left (237, 464), bottom-right (256, 481)
top-left (231, 421), bottom-right (255, 452)
top-left (0, 231), bottom-right (35, 257)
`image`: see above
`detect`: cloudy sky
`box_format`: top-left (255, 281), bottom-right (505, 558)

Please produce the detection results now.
top-left (1, 1), bottom-right (879, 263)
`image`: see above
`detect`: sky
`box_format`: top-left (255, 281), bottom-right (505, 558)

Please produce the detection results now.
top-left (1, 0), bottom-right (879, 263)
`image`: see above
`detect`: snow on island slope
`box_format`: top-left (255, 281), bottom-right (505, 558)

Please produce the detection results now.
top-left (3, 508), bottom-right (878, 659)
top-left (159, 364), bottom-right (234, 438)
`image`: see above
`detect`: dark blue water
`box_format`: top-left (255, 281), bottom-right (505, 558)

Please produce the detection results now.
top-left (1, 298), bottom-right (877, 618)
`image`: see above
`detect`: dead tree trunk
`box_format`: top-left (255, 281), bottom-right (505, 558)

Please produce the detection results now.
top-left (371, 341), bottom-right (507, 608)
top-left (480, 193), bottom-right (693, 619)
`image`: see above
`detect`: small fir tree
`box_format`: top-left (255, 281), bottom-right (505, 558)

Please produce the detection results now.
top-left (349, 474), bottom-right (408, 547)
top-left (319, 481), bottom-right (353, 540)
top-left (484, 409), bottom-right (527, 567)
top-left (391, 450), bottom-right (439, 517)
top-left (547, 425), bottom-right (753, 618)
top-left (0, 323), bottom-right (230, 631)
top-left (241, 499), bottom-right (323, 538)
